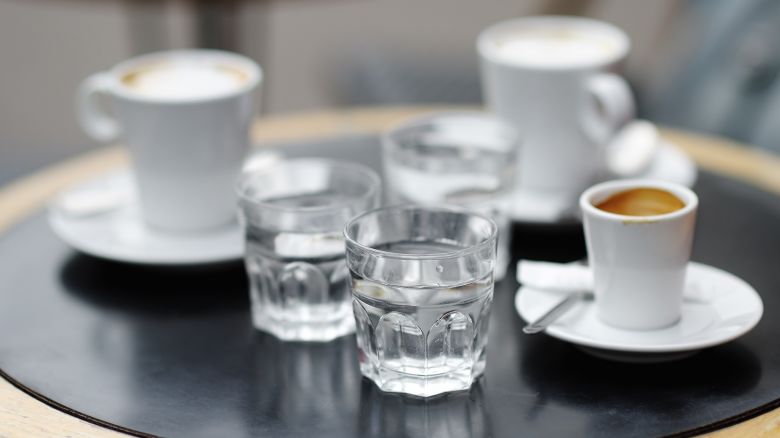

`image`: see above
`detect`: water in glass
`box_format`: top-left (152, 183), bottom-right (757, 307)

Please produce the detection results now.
top-left (244, 194), bottom-right (353, 341)
top-left (382, 112), bottom-right (517, 280)
top-left (238, 159), bottom-right (380, 342)
top-left (351, 240), bottom-right (494, 397)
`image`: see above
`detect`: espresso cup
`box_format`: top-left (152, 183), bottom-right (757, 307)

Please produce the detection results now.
top-left (580, 179), bottom-right (698, 330)
top-left (479, 16), bottom-right (635, 205)
top-left (77, 50), bottom-right (262, 232)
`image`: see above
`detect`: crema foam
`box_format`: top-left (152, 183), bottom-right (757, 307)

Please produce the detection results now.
top-left (492, 27), bottom-right (621, 67)
top-left (121, 62), bottom-right (249, 100)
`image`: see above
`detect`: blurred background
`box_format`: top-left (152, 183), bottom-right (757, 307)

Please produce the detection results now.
top-left (2, 0), bottom-right (780, 185)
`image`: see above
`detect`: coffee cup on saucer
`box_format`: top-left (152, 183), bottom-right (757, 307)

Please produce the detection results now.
top-left (478, 16), bottom-right (635, 209)
top-left (580, 179), bottom-right (698, 330)
top-left (76, 50), bottom-right (262, 232)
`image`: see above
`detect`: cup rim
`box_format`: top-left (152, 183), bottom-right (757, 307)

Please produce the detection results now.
top-left (383, 110), bottom-right (521, 153)
top-left (579, 179), bottom-right (698, 222)
top-left (107, 49), bottom-right (262, 104)
top-left (477, 15), bottom-right (631, 71)
top-left (343, 204), bottom-right (499, 261)
top-left (236, 158), bottom-right (381, 214)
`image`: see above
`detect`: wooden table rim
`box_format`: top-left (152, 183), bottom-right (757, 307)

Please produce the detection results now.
top-left (1, 106), bottom-right (779, 437)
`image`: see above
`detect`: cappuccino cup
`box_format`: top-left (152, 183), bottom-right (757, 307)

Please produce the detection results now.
top-left (479, 16), bottom-right (635, 206)
top-left (77, 50), bottom-right (262, 232)
top-left (580, 180), bottom-right (698, 330)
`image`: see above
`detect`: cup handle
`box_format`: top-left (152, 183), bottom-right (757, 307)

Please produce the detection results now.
top-left (581, 73), bottom-right (635, 146)
top-left (76, 72), bottom-right (120, 143)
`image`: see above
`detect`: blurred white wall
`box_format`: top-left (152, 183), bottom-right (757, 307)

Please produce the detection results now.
top-left (0, 0), bottom-right (677, 183)
top-left (253, 0), bottom-right (677, 112)
top-left (0, 0), bottom-right (128, 181)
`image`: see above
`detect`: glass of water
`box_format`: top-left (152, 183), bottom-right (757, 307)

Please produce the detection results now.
top-left (345, 205), bottom-right (498, 397)
top-left (237, 158), bottom-right (381, 342)
top-left (382, 112), bottom-right (518, 280)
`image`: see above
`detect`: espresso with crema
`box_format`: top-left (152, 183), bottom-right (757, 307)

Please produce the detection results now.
top-left (595, 188), bottom-right (685, 216)
top-left (491, 26), bottom-right (622, 68)
top-left (121, 62), bottom-right (249, 100)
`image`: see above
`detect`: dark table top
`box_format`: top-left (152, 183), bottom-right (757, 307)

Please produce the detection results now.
top-left (1, 133), bottom-right (780, 437)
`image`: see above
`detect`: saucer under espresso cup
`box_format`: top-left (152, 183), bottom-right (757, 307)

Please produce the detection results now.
top-left (48, 169), bottom-right (243, 265)
top-left (515, 262), bottom-right (764, 360)
top-left (515, 179), bottom-right (764, 360)
top-left (479, 16), bottom-right (635, 215)
top-left (76, 49), bottom-right (262, 232)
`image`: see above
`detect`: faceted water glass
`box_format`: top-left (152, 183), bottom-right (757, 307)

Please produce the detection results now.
top-left (237, 158), bottom-right (380, 342)
top-left (344, 206), bottom-right (498, 397)
top-left (382, 111), bottom-right (518, 280)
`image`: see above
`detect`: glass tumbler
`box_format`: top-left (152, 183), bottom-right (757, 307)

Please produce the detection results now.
top-left (345, 206), bottom-right (498, 397)
top-left (382, 112), bottom-right (518, 280)
top-left (237, 158), bottom-right (381, 342)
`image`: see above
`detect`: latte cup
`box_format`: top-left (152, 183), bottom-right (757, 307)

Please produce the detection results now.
top-left (479, 16), bottom-right (635, 205)
top-left (580, 180), bottom-right (698, 330)
top-left (77, 50), bottom-right (262, 232)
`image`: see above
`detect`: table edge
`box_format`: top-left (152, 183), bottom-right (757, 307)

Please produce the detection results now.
top-left (1, 105), bottom-right (779, 437)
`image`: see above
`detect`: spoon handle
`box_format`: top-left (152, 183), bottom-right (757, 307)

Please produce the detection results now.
top-left (522, 292), bottom-right (582, 334)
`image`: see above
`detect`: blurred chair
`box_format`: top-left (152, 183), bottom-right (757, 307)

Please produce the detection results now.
top-left (124, 0), bottom-right (259, 53)
top-left (339, 51), bottom-right (481, 106)
top-left (337, 0), bottom-right (595, 106)
top-left (337, 0), bottom-right (780, 154)
top-left (644, 0), bottom-right (780, 153)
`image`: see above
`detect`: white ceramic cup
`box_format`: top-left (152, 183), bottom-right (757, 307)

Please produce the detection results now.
top-left (478, 16), bottom-right (635, 205)
top-left (77, 49), bottom-right (262, 232)
top-left (580, 179), bottom-right (698, 330)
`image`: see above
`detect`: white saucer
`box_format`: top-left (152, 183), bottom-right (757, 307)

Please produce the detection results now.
top-left (48, 170), bottom-right (243, 265)
top-left (515, 262), bottom-right (763, 358)
top-left (509, 141), bottom-right (698, 223)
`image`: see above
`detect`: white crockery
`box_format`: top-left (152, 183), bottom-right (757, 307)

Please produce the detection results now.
top-left (49, 170), bottom-right (243, 265)
top-left (515, 262), bottom-right (763, 357)
top-left (479, 16), bottom-right (634, 206)
top-left (580, 179), bottom-right (698, 330)
top-left (77, 50), bottom-right (262, 232)
top-left (605, 120), bottom-right (659, 177)
top-left (509, 140), bottom-right (697, 223)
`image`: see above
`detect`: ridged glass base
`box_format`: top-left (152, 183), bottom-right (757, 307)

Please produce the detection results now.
top-left (360, 360), bottom-right (485, 398)
top-left (251, 306), bottom-right (355, 342)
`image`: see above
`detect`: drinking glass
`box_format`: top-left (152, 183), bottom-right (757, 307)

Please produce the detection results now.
top-left (345, 206), bottom-right (498, 397)
top-left (237, 158), bottom-right (381, 342)
top-left (382, 112), bottom-right (518, 279)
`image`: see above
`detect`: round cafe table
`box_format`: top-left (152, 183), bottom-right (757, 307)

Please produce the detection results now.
top-left (2, 106), bottom-right (780, 437)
